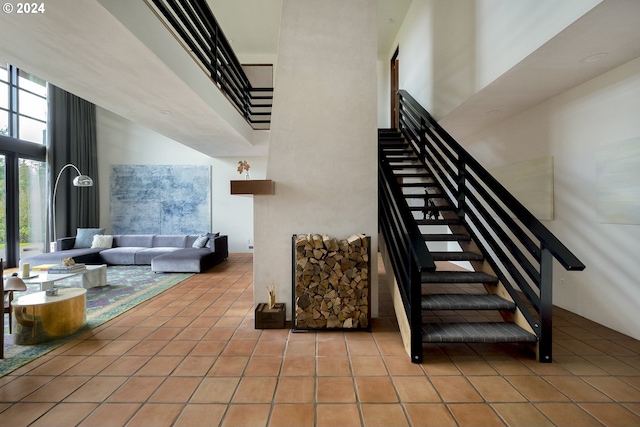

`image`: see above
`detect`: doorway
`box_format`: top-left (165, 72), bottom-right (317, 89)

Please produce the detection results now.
top-left (390, 47), bottom-right (399, 129)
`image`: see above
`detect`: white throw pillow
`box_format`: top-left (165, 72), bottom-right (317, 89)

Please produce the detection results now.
top-left (92, 234), bottom-right (113, 249)
top-left (192, 235), bottom-right (209, 248)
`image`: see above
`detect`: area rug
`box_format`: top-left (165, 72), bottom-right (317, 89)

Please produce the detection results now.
top-left (1, 266), bottom-right (193, 377)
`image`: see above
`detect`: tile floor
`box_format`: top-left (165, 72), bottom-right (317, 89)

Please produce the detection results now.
top-left (1, 253), bottom-right (640, 426)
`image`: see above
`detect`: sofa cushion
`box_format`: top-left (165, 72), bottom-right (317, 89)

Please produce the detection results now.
top-left (20, 247), bottom-right (103, 268)
top-left (151, 248), bottom-right (216, 273)
top-left (74, 228), bottom-right (105, 248)
top-left (113, 235), bottom-right (154, 248)
top-left (153, 235), bottom-right (187, 248)
top-left (135, 247), bottom-right (181, 265)
top-left (99, 247), bottom-right (146, 265)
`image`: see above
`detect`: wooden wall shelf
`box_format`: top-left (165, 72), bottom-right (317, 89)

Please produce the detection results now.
top-left (230, 180), bottom-right (274, 195)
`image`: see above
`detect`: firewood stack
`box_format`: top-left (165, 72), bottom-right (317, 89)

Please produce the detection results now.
top-left (294, 233), bottom-right (370, 329)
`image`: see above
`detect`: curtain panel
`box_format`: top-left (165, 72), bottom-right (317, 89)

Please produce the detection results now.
top-left (47, 85), bottom-right (99, 247)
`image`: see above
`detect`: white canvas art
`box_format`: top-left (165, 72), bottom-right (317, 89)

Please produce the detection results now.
top-left (596, 137), bottom-right (640, 225)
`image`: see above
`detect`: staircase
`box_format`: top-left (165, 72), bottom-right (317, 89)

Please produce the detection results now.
top-left (379, 128), bottom-right (537, 350)
top-left (378, 91), bottom-right (585, 364)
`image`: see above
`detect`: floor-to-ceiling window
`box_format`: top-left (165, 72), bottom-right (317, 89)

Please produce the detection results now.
top-left (0, 61), bottom-right (47, 268)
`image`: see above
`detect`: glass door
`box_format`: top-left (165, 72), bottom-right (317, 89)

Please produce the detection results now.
top-left (18, 158), bottom-right (46, 260)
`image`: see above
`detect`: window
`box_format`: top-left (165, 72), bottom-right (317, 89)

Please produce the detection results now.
top-left (0, 155), bottom-right (5, 262)
top-left (0, 61), bottom-right (47, 268)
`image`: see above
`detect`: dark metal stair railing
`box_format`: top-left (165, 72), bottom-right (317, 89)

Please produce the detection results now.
top-left (378, 139), bottom-right (435, 363)
top-left (396, 90), bottom-right (586, 362)
top-left (147, 0), bottom-right (273, 129)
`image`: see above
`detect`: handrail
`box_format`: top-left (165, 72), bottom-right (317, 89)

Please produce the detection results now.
top-left (398, 90), bottom-right (584, 271)
top-left (395, 89), bottom-right (585, 362)
top-left (147, 0), bottom-right (272, 129)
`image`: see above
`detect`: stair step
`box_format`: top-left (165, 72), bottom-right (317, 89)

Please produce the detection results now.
top-left (382, 148), bottom-right (413, 154)
top-left (385, 155), bottom-right (419, 162)
top-left (410, 206), bottom-right (456, 212)
top-left (422, 322), bottom-right (537, 343)
top-left (421, 294), bottom-right (515, 311)
top-left (395, 173), bottom-right (432, 179)
top-left (390, 164), bottom-right (424, 170)
top-left (416, 218), bottom-right (462, 226)
top-left (378, 138), bottom-right (407, 150)
top-left (401, 182), bottom-right (441, 188)
top-left (430, 251), bottom-right (483, 261)
top-left (421, 270), bottom-right (498, 283)
top-left (422, 233), bottom-right (470, 241)
top-left (405, 193), bottom-right (444, 199)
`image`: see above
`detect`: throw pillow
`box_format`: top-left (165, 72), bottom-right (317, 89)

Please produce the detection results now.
top-left (205, 232), bottom-right (220, 248)
top-left (91, 234), bottom-right (113, 249)
top-left (192, 235), bottom-right (209, 248)
top-left (74, 228), bottom-right (105, 248)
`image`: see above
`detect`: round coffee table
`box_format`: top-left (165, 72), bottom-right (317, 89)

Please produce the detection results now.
top-left (11, 288), bottom-right (87, 345)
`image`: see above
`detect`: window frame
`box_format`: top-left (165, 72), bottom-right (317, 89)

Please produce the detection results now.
top-left (0, 62), bottom-right (47, 268)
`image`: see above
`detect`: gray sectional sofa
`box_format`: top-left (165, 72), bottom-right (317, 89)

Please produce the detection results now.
top-left (20, 234), bottom-right (228, 273)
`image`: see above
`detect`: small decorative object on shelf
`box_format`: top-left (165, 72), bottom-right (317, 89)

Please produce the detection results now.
top-left (46, 287), bottom-right (59, 296)
top-left (62, 257), bottom-right (75, 267)
top-left (237, 160), bottom-right (251, 180)
top-left (266, 284), bottom-right (277, 309)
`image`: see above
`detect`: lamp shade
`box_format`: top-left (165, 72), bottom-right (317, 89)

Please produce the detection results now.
top-left (73, 175), bottom-right (93, 187)
top-left (6, 274), bottom-right (27, 291)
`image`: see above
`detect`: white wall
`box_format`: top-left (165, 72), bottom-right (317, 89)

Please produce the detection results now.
top-left (380, 0), bottom-right (601, 122)
top-left (464, 57), bottom-right (640, 340)
top-left (96, 107), bottom-right (265, 253)
top-left (254, 0), bottom-right (378, 318)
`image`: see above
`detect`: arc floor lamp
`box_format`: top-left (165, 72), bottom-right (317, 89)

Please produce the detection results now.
top-left (51, 163), bottom-right (93, 244)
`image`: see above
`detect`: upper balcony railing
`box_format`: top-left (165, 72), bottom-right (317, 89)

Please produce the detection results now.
top-left (147, 0), bottom-right (272, 130)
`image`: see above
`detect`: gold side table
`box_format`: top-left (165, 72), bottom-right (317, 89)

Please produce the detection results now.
top-left (11, 288), bottom-right (87, 345)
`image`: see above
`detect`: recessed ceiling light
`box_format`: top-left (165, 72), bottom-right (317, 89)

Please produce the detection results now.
top-left (581, 53), bottom-right (608, 63)
top-left (160, 110), bottom-right (172, 115)
top-left (486, 109), bottom-right (501, 115)
top-left (385, 18), bottom-right (394, 24)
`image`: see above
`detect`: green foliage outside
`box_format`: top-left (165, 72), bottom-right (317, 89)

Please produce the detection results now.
top-left (0, 125), bottom-right (47, 246)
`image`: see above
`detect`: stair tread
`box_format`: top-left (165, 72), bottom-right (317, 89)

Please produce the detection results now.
top-left (422, 322), bottom-right (537, 343)
top-left (382, 148), bottom-right (413, 153)
top-left (400, 182), bottom-right (440, 187)
top-left (421, 270), bottom-right (498, 283)
top-left (422, 233), bottom-right (471, 241)
top-left (430, 251), bottom-right (483, 261)
top-left (410, 206), bottom-right (456, 211)
top-left (405, 194), bottom-right (445, 199)
top-left (394, 172), bottom-right (432, 178)
top-left (421, 294), bottom-right (515, 311)
top-left (417, 220), bottom-right (461, 226)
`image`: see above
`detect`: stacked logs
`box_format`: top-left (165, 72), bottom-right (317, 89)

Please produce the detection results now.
top-left (294, 233), bottom-right (370, 329)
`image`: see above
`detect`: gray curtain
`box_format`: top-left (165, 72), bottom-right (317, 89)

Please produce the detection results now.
top-left (47, 85), bottom-right (99, 247)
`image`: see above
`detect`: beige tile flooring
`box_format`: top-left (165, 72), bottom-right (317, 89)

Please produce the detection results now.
top-left (1, 253), bottom-right (640, 426)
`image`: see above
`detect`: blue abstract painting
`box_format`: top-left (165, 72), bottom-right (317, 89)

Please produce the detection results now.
top-left (110, 165), bottom-right (211, 234)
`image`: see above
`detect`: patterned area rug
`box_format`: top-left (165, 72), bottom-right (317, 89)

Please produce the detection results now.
top-left (1, 266), bottom-right (193, 377)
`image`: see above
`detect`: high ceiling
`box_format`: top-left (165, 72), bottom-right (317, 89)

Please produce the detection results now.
top-left (207, 0), bottom-right (411, 56)
top-left (0, 1), bottom-right (639, 156)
